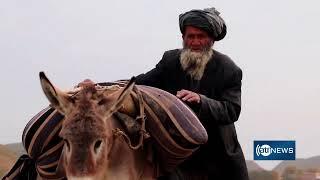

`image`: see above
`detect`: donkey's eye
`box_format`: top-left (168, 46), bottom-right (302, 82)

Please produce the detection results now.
top-left (94, 140), bottom-right (103, 153)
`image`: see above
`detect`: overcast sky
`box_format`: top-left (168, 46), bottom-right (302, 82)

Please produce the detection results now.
top-left (1, 0), bottom-right (319, 170)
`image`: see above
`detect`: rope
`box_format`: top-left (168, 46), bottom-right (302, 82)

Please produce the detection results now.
top-left (113, 86), bottom-right (150, 150)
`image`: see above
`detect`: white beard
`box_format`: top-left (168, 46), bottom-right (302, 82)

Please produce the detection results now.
top-left (180, 49), bottom-right (213, 80)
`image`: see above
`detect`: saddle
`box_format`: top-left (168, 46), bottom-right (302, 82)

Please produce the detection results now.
top-left (2, 82), bottom-right (208, 179)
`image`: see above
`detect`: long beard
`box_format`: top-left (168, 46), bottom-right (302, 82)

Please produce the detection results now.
top-left (180, 48), bottom-right (213, 80)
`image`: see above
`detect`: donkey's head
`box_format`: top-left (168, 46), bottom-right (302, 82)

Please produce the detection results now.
top-left (39, 72), bottom-right (136, 179)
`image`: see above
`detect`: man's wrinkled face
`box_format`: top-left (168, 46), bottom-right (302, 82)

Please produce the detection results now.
top-left (183, 26), bottom-right (213, 52)
top-left (180, 26), bottom-right (214, 80)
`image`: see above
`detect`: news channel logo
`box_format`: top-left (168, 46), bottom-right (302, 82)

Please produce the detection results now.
top-left (254, 141), bottom-right (295, 160)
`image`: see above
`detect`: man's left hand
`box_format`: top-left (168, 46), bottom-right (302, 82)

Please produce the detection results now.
top-left (176, 89), bottom-right (201, 104)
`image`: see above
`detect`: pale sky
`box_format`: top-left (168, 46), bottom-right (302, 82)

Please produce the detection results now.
top-left (1, 0), bottom-right (319, 170)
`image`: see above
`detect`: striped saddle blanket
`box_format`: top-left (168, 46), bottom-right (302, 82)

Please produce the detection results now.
top-left (2, 83), bottom-right (208, 180)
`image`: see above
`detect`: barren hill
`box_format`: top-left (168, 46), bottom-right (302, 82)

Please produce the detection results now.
top-left (246, 160), bottom-right (265, 172)
top-left (273, 156), bottom-right (320, 174)
top-left (5, 143), bottom-right (25, 155)
top-left (0, 144), bottom-right (18, 177)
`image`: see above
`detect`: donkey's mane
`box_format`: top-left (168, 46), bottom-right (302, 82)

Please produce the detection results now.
top-left (77, 84), bottom-right (97, 112)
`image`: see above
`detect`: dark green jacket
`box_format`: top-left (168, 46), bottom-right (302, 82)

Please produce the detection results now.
top-left (136, 49), bottom-right (249, 180)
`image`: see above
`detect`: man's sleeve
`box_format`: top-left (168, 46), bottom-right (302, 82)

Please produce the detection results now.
top-left (198, 68), bottom-right (242, 126)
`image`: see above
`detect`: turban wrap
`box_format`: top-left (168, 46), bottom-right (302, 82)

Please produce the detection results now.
top-left (179, 7), bottom-right (227, 41)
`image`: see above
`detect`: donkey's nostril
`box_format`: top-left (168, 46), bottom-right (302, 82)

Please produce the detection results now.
top-left (94, 140), bottom-right (102, 154)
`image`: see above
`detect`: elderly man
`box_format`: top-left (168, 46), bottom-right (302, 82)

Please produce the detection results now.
top-left (135, 8), bottom-right (249, 180)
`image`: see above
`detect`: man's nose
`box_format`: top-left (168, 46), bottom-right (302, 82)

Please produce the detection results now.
top-left (191, 38), bottom-right (201, 45)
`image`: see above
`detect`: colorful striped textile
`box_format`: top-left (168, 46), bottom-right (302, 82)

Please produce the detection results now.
top-left (137, 85), bottom-right (207, 174)
top-left (2, 106), bottom-right (66, 180)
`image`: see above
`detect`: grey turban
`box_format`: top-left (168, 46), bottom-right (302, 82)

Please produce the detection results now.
top-left (179, 7), bottom-right (227, 41)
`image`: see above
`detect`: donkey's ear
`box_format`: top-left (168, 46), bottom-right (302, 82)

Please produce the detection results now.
top-left (115, 77), bottom-right (135, 103)
top-left (39, 72), bottom-right (72, 114)
top-left (103, 77), bottom-right (136, 118)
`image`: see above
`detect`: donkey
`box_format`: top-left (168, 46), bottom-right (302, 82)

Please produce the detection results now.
top-left (39, 72), bottom-right (155, 180)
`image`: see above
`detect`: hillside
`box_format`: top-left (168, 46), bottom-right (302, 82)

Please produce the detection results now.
top-left (0, 144), bottom-right (19, 177)
top-left (273, 156), bottom-right (320, 174)
top-left (246, 160), bottom-right (265, 171)
top-left (5, 143), bottom-right (26, 155)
